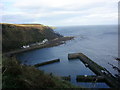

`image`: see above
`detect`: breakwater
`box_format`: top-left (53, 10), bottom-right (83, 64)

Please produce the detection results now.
top-left (61, 76), bottom-right (71, 81)
top-left (76, 75), bottom-right (105, 82)
top-left (68, 53), bottom-right (120, 88)
top-left (34, 59), bottom-right (60, 67)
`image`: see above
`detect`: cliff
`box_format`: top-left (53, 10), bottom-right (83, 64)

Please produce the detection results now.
top-left (1, 23), bottom-right (62, 52)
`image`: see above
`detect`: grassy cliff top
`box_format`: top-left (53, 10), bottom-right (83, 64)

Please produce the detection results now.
top-left (1, 23), bottom-right (53, 30)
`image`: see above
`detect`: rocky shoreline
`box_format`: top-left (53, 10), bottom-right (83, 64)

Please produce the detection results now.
top-left (3, 36), bottom-right (74, 57)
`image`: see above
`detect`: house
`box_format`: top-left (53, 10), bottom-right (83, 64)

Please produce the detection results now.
top-left (22, 45), bottom-right (30, 48)
top-left (42, 39), bottom-right (48, 44)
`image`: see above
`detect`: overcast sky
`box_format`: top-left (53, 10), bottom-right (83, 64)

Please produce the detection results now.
top-left (1, 0), bottom-right (119, 26)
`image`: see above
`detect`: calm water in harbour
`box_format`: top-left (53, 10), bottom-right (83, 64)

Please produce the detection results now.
top-left (17, 25), bottom-right (118, 88)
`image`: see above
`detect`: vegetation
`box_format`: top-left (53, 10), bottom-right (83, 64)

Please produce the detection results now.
top-left (2, 23), bottom-right (62, 52)
top-left (2, 57), bottom-right (79, 89)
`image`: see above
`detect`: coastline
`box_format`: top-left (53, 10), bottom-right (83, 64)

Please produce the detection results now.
top-left (3, 36), bottom-right (74, 57)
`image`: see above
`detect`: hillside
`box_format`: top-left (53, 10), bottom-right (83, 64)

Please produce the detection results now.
top-left (2, 57), bottom-right (78, 89)
top-left (1, 23), bottom-right (62, 52)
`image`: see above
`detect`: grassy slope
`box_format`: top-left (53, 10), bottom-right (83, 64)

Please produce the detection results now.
top-left (2, 57), bottom-right (79, 89)
top-left (2, 23), bottom-right (62, 52)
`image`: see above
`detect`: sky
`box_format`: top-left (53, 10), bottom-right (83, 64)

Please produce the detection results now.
top-left (0, 0), bottom-right (119, 26)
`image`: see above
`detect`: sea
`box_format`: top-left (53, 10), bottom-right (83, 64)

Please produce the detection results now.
top-left (17, 25), bottom-right (118, 88)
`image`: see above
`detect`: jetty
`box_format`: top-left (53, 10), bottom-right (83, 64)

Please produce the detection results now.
top-left (34, 59), bottom-right (60, 67)
top-left (68, 53), bottom-right (120, 88)
top-left (76, 75), bottom-right (105, 82)
top-left (61, 75), bottom-right (71, 81)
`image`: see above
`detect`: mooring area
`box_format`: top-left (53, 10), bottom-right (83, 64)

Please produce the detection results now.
top-left (68, 53), bottom-right (120, 88)
top-left (31, 52), bottom-right (120, 88)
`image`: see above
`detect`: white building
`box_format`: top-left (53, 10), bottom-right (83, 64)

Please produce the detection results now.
top-left (42, 39), bottom-right (48, 44)
top-left (22, 45), bottom-right (30, 48)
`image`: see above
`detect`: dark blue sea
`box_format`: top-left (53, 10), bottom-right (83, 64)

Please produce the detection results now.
top-left (17, 25), bottom-right (118, 88)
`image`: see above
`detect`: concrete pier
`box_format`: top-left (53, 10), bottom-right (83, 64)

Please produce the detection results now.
top-left (61, 75), bottom-right (71, 81)
top-left (76, 75), bottom-right (105, 82)
top-left (68, 53), bottom-right (120, 88)
top-left (68, 53), bottom-right (80, 59)
top-left (34, 59), bottom-right (60, 67)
